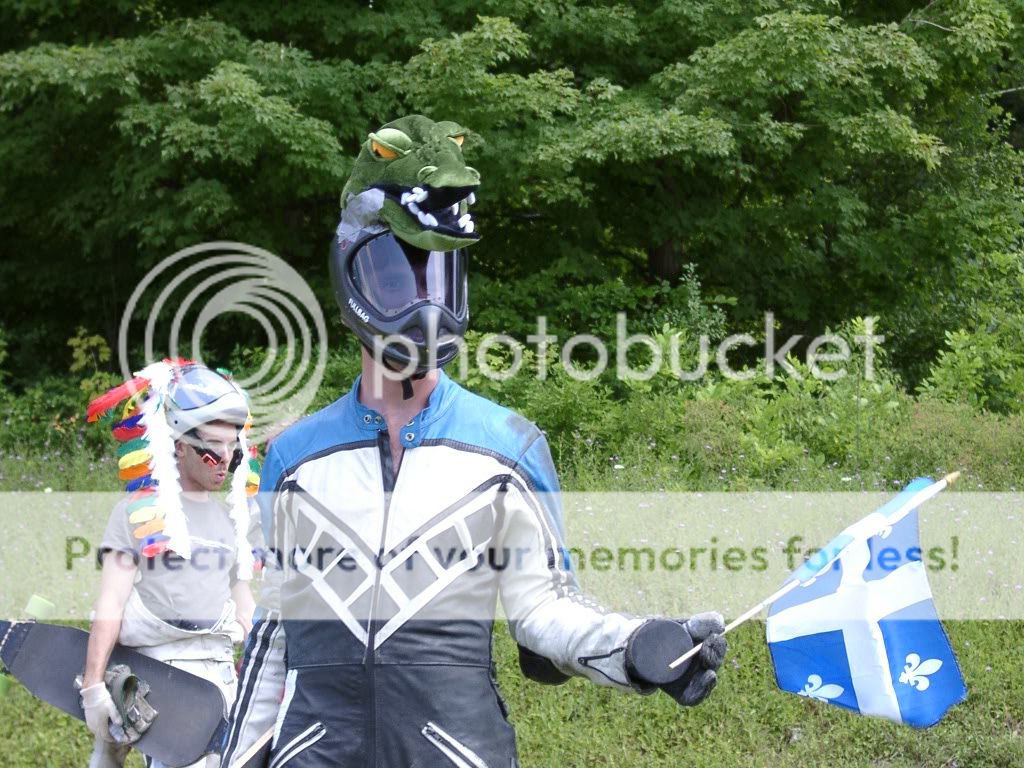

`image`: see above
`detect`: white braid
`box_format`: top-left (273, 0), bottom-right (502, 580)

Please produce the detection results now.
top-left (229, 428), bottom-right (256, 580)
top-left (135, 361), bottom-right (189, 558)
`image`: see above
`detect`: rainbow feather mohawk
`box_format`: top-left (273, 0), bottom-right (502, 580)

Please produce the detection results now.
top-left (88, 360), bottom-right (260, 577)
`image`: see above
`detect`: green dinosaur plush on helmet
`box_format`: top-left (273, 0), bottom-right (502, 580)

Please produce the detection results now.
top-left (340, 114), bottom-right (481, 251)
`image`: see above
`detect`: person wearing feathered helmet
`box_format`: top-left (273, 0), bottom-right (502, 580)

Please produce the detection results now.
top-left (82, 361), bottom-right (260, 768)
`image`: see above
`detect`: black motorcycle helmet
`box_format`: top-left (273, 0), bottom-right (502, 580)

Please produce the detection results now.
top-left (330, 225), bottom-right (469, 375)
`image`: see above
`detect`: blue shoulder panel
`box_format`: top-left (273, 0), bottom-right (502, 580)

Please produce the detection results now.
top-left (269, 400), bottom-right (359, 475)
top-left (425, 373), bottom-right (542, 468)
top-left (427, 375), bottom-right (569, 550)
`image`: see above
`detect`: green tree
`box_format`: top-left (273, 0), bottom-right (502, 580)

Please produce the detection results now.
top-left (0, 1), bottom-right (1021, 386)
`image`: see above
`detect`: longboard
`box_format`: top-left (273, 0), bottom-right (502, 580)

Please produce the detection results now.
top-left (0, 620), bottom-right (228, 767)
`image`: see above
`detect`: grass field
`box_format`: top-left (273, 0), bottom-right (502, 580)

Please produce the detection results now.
top-left (1, 621), bottom-right (1021, 767)
top-left (0, 447), bottom-right (1021, 767)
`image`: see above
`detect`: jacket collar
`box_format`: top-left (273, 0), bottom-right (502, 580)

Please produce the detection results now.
top-left (347, 370), bottom-right (458, 449)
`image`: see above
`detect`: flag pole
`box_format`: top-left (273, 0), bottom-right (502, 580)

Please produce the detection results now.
top-left (668, 471), bottom-right (960, 670)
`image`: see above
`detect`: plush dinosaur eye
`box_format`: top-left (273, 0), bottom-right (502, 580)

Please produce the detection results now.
top-left (368, 128), bottom-right (412, 161)
top-left (449, 135), bottom-right (465, 147)
top-left (371, 140), bottom-right (400, 160)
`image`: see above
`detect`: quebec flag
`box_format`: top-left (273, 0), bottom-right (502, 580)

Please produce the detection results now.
top-left (767, 478), bottom-right (967, 727)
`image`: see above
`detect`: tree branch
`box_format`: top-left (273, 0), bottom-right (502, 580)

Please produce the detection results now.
top-left (909, 19), bottom-right (958, 33)
top-left (901, 3), bottom-right (959, 34)
top-left (983, 85), bottom-right (1024, 98)
top-left (905, 0), bottom-right (937, 22)
top-left (901, 0), bottom-right (937, 27)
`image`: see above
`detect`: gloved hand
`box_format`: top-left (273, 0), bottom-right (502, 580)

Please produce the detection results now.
top-left (224, 619), bottom-right (246, 646)
top-left (625, 612), bottom-right (727, 707)
top-left (80, 682), bottom-right (122, 741)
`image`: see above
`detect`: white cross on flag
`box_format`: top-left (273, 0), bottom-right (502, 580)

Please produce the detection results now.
top-left (767, 477), bottom-right (967, 728)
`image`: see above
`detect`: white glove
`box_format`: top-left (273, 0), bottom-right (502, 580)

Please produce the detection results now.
top-left (225, 619), bottom-right (246, 646)
top-left (80, 682), bottom-right (122, 742)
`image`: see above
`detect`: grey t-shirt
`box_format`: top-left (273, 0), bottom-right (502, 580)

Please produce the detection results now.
top-left (102, 495), bottom-right (239, 626)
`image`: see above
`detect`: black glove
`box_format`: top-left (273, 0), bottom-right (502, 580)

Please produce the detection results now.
top-left (518, 644), bottom-right (570, 685)
top-left (625, 612), bottom-right (727, 707)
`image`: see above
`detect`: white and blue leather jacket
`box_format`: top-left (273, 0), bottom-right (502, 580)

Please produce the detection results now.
top-left (223, 372), bottom-right (643, 768)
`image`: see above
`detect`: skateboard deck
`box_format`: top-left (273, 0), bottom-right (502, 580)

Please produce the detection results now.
top-left (0, 620), bottom-right (228, 767)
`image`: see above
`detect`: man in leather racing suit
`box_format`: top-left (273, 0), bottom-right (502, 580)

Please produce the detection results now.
top-left (221, 116), bottom-right (727, 768)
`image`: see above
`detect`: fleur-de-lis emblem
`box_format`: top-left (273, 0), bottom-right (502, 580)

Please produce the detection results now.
top-left (899, 653), bottom-right (943, 691)
top-left (798, 674), bottom-right (845, 702)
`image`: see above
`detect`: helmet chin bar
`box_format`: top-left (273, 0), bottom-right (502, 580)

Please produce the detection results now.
top-left (367, 295), bottom-right (463, 376)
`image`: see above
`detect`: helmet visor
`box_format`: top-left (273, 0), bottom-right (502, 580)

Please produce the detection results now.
top-left (349, 234), bottom-right (467, 319)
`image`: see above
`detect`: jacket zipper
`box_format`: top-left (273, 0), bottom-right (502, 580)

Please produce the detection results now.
top-left (268, 721), bottom-right (326, 768)
top-left (422, 721), bottom-right (490, 768)
top-left (365, 430), bottom-right (398, 768)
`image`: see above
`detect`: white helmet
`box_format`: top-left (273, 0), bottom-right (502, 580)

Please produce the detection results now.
top-left (165, 364), bottom-right (250, 439)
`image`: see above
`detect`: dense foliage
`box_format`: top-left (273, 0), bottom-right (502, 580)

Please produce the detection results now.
top-left (5, 324), bottom-right (1024, 495)
top-left (1, 0), bottom-right (1022, 404)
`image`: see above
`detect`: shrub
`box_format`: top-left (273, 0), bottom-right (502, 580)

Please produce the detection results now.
top-left (920, 327), bottom-right (1024, 414)
top-left (919, 248), bottom-right (1024, 414)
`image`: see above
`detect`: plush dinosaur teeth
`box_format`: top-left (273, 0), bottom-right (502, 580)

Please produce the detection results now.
top-left (395, 187), bottom-right (477, 233)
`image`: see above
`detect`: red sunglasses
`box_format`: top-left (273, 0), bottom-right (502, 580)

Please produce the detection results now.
top-left (187, 437), bottom-right (243, 472)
